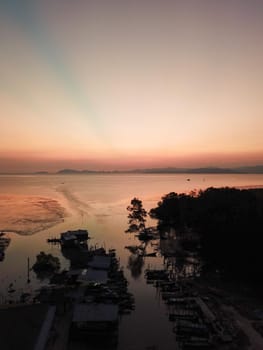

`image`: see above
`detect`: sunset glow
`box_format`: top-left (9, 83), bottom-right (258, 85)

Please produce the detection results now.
top-left (1, 0), bottom-right (263, 172)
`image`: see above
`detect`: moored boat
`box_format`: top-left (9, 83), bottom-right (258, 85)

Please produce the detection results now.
top-left (60, 229), bottom-right (89, 247)
top-left (0, 236), bottom-right (11, 248)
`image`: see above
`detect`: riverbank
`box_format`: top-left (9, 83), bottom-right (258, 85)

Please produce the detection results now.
top-left (191, 273), bottom-right (263, 349)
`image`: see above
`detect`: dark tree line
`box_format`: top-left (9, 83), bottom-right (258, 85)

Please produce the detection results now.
top-left (150, 187), bottom-right (263, 285)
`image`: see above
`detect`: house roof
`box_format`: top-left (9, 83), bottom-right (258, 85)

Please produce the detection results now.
top-left (88, 255), bottom-right (111, 270)
top-left (77, 268), bottom-right (108, 284)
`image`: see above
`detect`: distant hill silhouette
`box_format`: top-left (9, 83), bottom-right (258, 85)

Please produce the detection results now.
top-left (132, 167), bottom-right (235, 174)
top-left (234, 165), bottom-right (263, 173)
top-left (1, 165), bottom-right (262, 175)
top-left (34, 171), bottom-right (49, 174)
top-left (57, 169), bottom-right (98, 174)
top-left (57, 165), bottom-right (263, 174)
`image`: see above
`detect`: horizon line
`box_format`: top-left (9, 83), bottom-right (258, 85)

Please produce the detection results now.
top-left (1, 164), bottom-right (263, 175)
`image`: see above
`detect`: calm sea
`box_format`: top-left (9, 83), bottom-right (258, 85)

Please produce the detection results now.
top-left (0, 173), bottom-right (262, 349)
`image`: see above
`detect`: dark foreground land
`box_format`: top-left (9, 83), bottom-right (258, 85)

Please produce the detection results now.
top-left (0, 187), bottom-right (263, 350)
top-left (0, 304), bottom-right (51, 349)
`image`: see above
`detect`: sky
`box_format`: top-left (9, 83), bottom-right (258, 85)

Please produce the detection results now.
top-left (0, 0), bottom-right (263, 172)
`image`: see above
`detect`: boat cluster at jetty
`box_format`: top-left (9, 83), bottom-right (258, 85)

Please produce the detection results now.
top-left (145, 269), bottom-right (236, 349)
top-left (40, 229), bottom-right (134, 348)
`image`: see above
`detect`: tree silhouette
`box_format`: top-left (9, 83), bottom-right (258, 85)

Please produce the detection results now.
top-left (33, 251), bottom-right (60, 280)
top-left (126, 197), bottom-right (147, 233)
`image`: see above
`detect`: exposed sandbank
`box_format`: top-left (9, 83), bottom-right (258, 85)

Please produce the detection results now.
top-left (0, 195), bottom-right (66, 235)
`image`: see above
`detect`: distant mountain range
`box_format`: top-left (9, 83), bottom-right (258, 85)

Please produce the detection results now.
top-left (1, 166), bottom-right (262, 175)
top-left (56, 165), bottom-right (263, 174)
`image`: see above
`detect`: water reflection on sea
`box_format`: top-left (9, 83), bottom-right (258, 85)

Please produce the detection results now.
top-left (0, 174), bottom-right (262, 349)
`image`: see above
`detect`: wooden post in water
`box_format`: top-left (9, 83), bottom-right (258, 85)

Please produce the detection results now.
top-left (27, 257), bottom-right (30, 284)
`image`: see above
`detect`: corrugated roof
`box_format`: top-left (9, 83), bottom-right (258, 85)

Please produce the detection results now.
top-left (88, 255), bottom-right (111, 270)
top-left (77, 269), bottom-right (108, 284)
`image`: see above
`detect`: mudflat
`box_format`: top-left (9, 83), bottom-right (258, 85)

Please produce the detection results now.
top-left (0, 195), bottom-right (66, 235)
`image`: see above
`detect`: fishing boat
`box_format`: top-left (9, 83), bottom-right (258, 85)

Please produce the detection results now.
top-left (47, 238), bottom-right (61, 244)
top-left (0, 236), bottom-right (11, 248)
top-left (144, 252), bottom-right (157, 257)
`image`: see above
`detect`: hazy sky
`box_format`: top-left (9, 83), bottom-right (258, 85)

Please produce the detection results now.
top-left (0, 0), bottom-right (263, 171)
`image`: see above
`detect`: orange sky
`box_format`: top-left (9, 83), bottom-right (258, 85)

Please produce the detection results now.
top-left (0, 1), bottom-right (262, 172)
